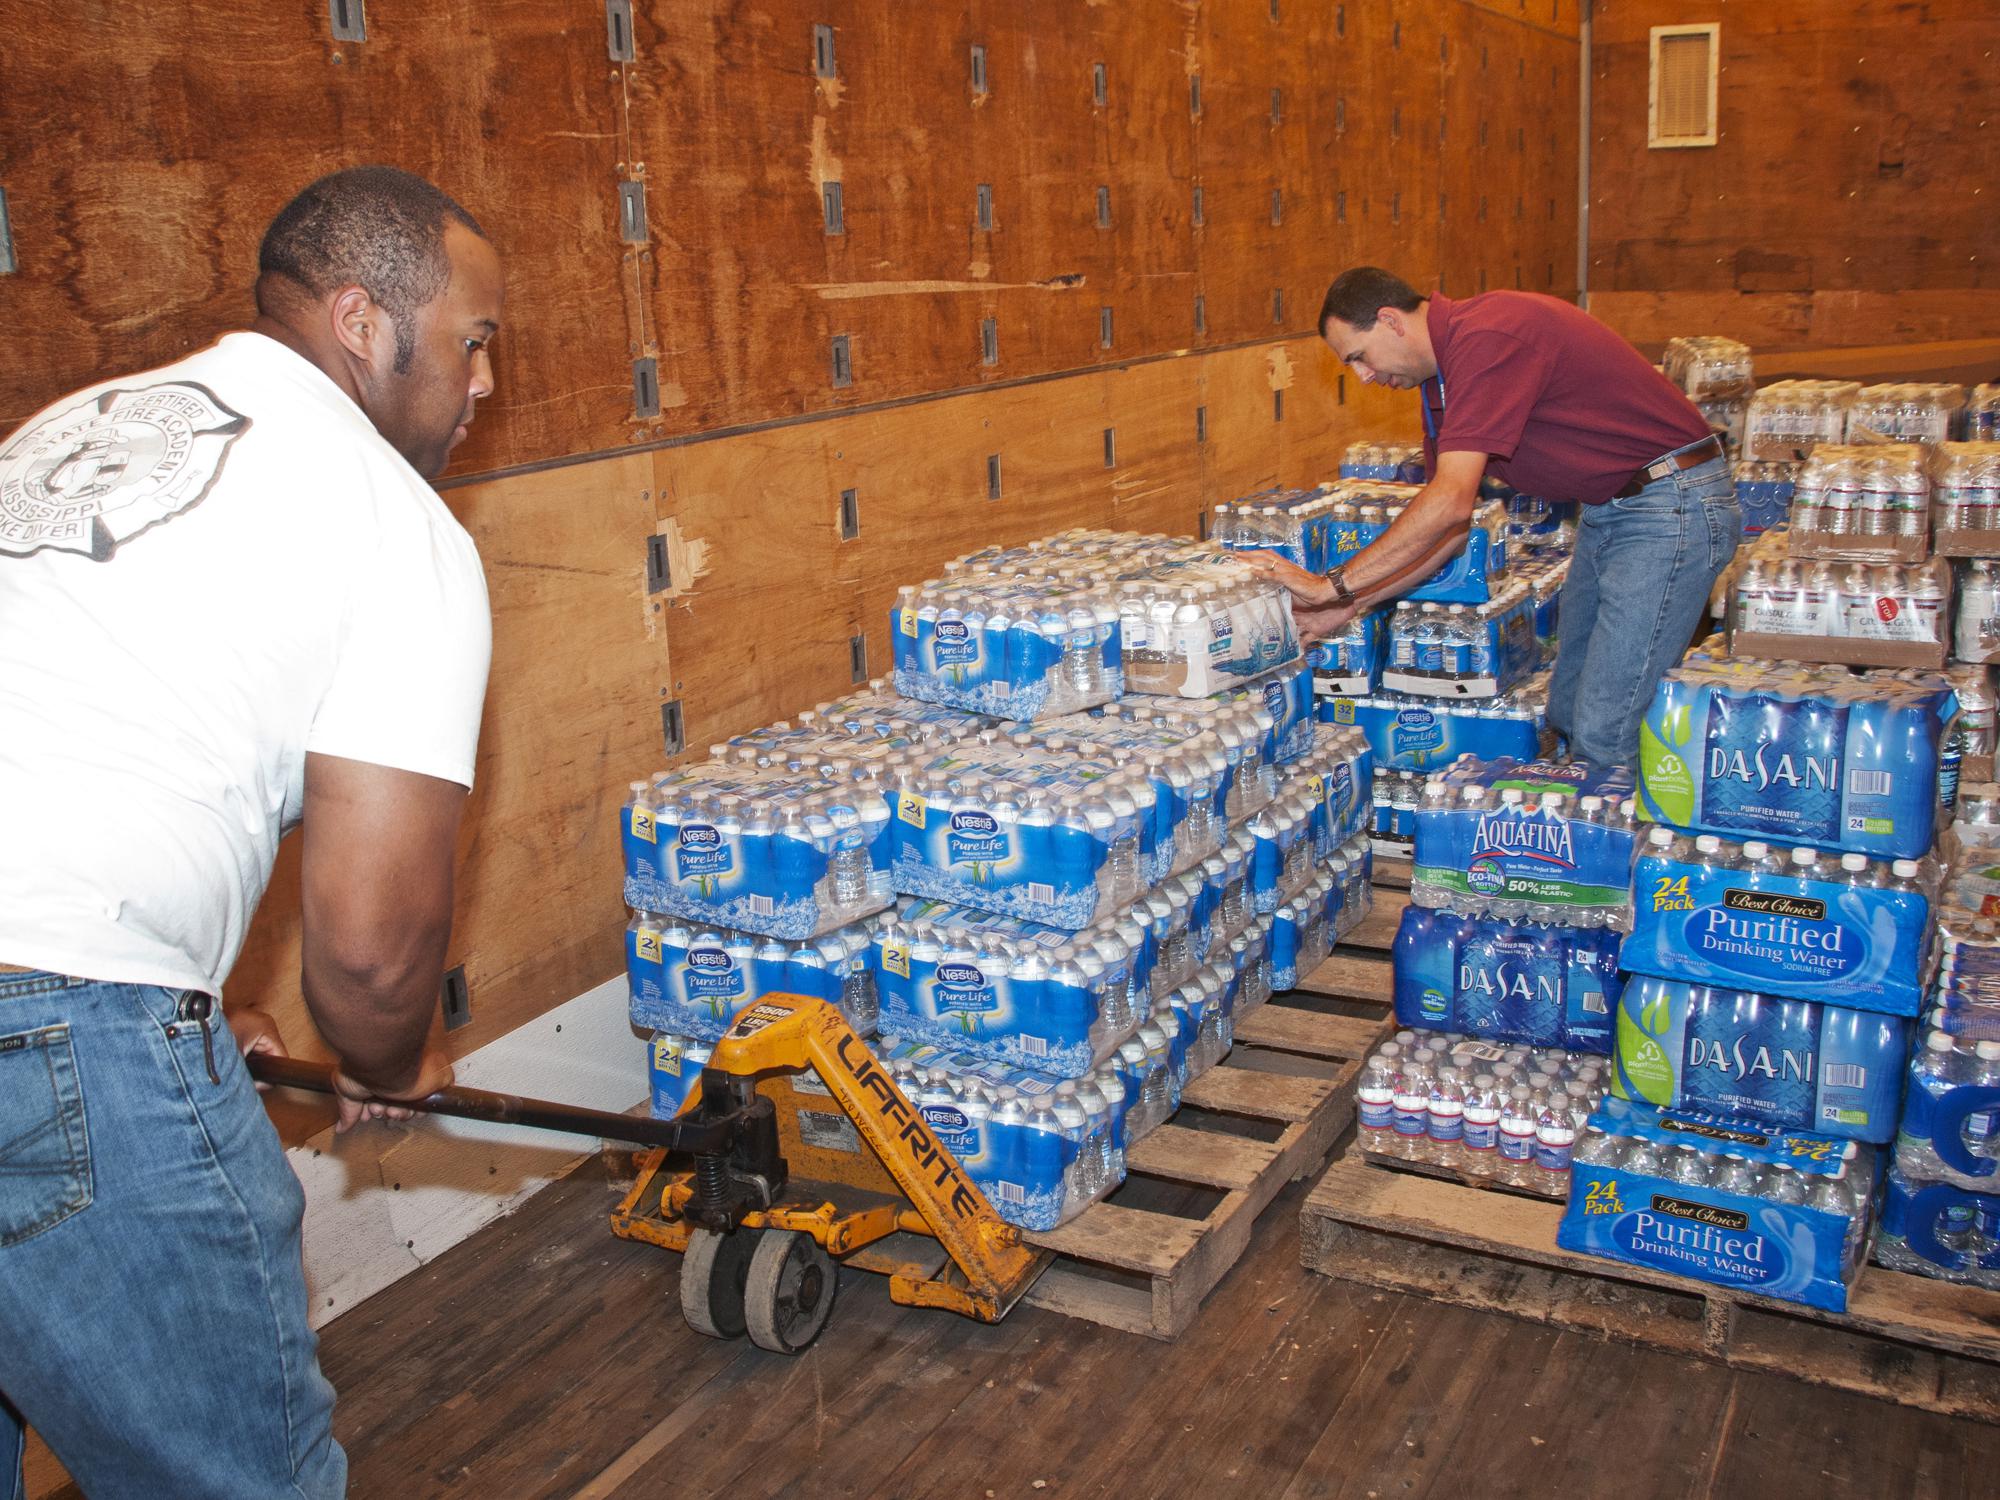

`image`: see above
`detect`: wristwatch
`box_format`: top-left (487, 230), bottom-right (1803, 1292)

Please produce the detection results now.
top-left (1323, 564), bottom-right (1356, 609)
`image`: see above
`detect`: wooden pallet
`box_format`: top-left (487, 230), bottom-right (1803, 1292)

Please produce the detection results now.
top-left (1019, 884), bottom-right (1406, 1340)
top-left (1356, 1148), bottom-right (1566, 1205)
top-left (1301, 1151), bottom-right (2000, 1420)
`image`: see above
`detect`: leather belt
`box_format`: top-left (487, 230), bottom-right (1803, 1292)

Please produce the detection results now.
top-left (1613, 434), bottom-right (1726, 498)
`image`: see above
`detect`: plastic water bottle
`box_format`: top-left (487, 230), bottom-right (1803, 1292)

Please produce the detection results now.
top-left (1427, 1064), bottom-right (1468, 1170)
top-left (1462, 1072), bottom-right (1502, 1176)
top-left (1357, 1053), bottom-right (1397, 1155)
top-left (1391, 1051), bottom-right (1436, 1161)
top-left (1534, 1091), bottom-right (1577, 1196)
top-left (1497, 1086), bottom-right (1538, 1186)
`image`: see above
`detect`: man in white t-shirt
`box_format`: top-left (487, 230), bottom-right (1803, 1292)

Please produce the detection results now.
top-left (0, 166), bottom-right (501, 1499)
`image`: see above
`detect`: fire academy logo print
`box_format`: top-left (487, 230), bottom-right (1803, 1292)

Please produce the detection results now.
top-left (0, 382), bottom-right (249, 560)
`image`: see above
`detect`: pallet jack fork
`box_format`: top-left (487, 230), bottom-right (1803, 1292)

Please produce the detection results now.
top-left (608, 994), bottom-right (1052, 1352)
top-left (254, 994), bottom-right (1050, 1356)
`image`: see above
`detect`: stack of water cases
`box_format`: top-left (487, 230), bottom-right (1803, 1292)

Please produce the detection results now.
top-left (628, 527), bottom-right (1379, 1234)
top-left (1849, 383), bottom-right (1968, 446)
top-left (1876, 801), bottom-right (2000, 1285)
top-left (1661, 334), bottom-right (1754, 457)
top-left (1595, 637), bottom-right (1964, 1309)
top-left (1394, 760), bottom-right (1636, 1084)
top-left (1339, 440), bottom-right (1424, 482)
top-left (1744, 381), bottom-right (1862, 463)
top-left (1355, 1030), bottom-right (1611, 1199)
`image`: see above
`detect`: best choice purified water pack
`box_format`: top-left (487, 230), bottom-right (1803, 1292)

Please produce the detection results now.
top-left (1637, 655), bottom-right (1956, 860)
top-left (1623, 830), bottom-right (1936, 1015)
top-left (1612, 975), bottom-right (1912, 1143)
top-left (1391, 905), bottom-right (1623, 1052)
top-left (1410, 757), bottom-right (1638, 916)
top-left (1558, 1098), bottom-right (1877, 1313)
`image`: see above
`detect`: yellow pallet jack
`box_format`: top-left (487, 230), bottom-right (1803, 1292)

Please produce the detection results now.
top-left (254, 994), bottom-right (1051, 1355)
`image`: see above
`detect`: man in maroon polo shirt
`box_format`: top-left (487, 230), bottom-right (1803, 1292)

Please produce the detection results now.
top-left (1246, 266), bottom-right (1739, 769)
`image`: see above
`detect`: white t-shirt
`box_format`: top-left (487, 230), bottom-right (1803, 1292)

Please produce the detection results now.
top-left (0, 331), bottom-right (491, 994)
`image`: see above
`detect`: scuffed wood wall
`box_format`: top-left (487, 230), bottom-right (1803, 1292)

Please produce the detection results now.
top-left (0, 1), bottom-right (1579, 1134)
top-left (1587, 0), bottom-right (2000, 353)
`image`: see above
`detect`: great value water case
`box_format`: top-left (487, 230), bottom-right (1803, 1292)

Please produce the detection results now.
top-left (1638, 655), bottom-right (1957, 860)
top-left (622, 761), bottom-right (894, 939)
top-left (1558, 1097), bottom-right (1876, 1313)
top-left (1392, 905), bottom-right (1623, 1052)
top-left (626, 913), bottom-right (878, 1043)
top-left (1624, 835), bottom-right (1935, 1015)
top-left (1318, 672), bottom-right (1550, 773)
top-left (1411, 757), bottom-right (1638, 915)
top-left (1612, 976), bottom-right (1911, 1143)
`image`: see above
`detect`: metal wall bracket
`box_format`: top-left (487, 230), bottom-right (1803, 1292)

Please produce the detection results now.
top-left (1195, 406), bottom-right (1207, 444)
top-left (813, 23), bottom-right (836, 78)
top-left (1099, 306), bottom-right (1114, 349)
top-left (441, 966), bottom-right (472, 1031)
top-left (1274, 389), bottom-right (1286, 422)
top-left (632, 357), bottom-right (661, 418)
top-left (605, 0), bottom-right (635, 61)
top-left (980, 317), bottom-right (998, 367)
top-left (830, 335), bottom-right (852, 388)
top-left (1193, 295), bottom-right (1205, 335)
top-left (646, 531), bottom-right (672, 593)
top-left (661, 699), bottom-right (685, 757)
top-left (823, 181), bottom-right (844, 235)
top-left (986, 454), bottom-right (1003, 500)
top-left (1189, 75), bottom-right (1202, 115)
top-left (849, 634), bottom-right (869, 684)
top-left (618, 180), bottom-right (648, 243)
top-left (1271, 189), bottom-right (1283, 226)
top-left (1095, 185), bottom-right (1111, 229)
top-left (1271, 88), bottom-right (1283, 126)
top-left (0, 189), bottom-right (14, 275)
top-left (976, 183), bottom-right (994, 231)
top-left (1272, 288), bottom-right (1285, 324)
top-left (1092, 63), bottom-right (1108, 106)
top-left (839, 488), bottom-right (860, 539)
top-left (1102, 428), bottom-right (1116, 469)
top-left (328, 0), bottom-right (365, 43)
top-left (1192, 185), bottom-right (1204, 226)
top-left (970, 44), bottom-right (988, 95)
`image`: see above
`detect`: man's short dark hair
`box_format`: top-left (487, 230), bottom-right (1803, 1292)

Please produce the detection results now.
top-left (1319, 267), bottom-right (1425, 335)
top-left (257, 166), bottom-right (485, 374)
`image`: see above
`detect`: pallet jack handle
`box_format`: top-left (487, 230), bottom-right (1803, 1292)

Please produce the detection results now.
top-left (248, 1053), bottom-right (725, 1153)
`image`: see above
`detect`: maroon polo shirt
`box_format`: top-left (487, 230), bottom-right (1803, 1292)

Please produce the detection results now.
top-left (1420, 291), bottom-right (1711, 503)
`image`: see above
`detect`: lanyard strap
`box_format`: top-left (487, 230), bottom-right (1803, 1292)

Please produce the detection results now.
top-left (1420, 374), bottom-right (1445, 445)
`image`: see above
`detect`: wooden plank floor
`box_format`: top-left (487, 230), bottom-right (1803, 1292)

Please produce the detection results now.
top-left (115, 1157), bottom-right (1989, 1498)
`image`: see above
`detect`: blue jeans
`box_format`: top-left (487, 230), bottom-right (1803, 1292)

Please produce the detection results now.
top-left (0, 973), bottom-right (344, 1500)
top-left (1549, 456), bottom-right (1740, 769)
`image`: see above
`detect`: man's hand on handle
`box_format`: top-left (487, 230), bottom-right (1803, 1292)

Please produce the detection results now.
top-left (331, 1045), bottom-right (457, 1134)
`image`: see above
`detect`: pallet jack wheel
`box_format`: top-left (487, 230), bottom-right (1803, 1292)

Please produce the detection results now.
top-left (680, 1228), bottom-right (756, 1339)
top-left (742, 1229), bottom-right (839, 1354)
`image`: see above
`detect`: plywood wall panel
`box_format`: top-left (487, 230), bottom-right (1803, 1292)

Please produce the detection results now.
top-left (1588, 0), bottom-right (1998, 347)
top-left (0, 1), bottom-right (633, 472)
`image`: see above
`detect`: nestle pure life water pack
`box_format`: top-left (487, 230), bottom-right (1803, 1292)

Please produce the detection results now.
top-left (1317, 671), bottom-right (1550, 772)
top-left (1392, 905), bottom-right (1623, 1052)
top-left (1623, 829), bottom-right (1935, 1015)
top-left (1558, 1097), bottom-right (1877, 1313)
top-left (623, 761), bottom-right (894, 939)
top-left (1612, 976), bottom-right (1911, 1143)
top-left (1637, 656), bottom-right (1955, 860)
top-left (626, 913), bottom-right (878, 1043)
top-left (1410, 757), bottom-right (1638, 917)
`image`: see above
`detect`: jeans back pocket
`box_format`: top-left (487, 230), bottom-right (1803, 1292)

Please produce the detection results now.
top-left (0, 1024), bottom-right (93, 1247)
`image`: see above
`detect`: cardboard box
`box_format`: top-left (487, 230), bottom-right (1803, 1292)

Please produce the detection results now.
top-left (1785, 527), bottom-right (1931, 564)
top-left (1936, 526), bottom-right (2000, 559)
top-left (1727, 627), bottom-right (1949, 670)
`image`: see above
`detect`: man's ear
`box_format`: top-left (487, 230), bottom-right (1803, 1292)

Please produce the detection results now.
top-left (1376, 306), bottom-right (1408, 340)
top-left (329, 284), bottom-right (392, 369)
